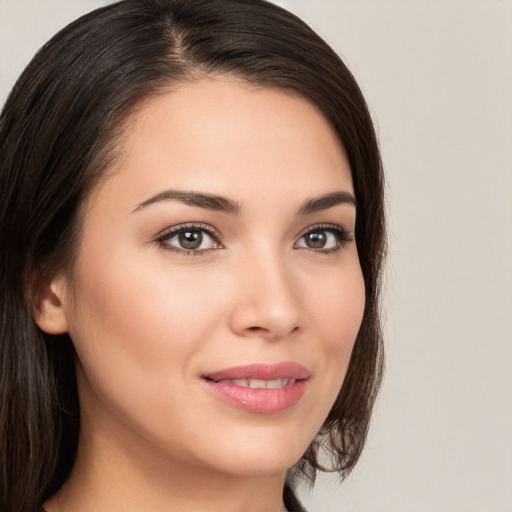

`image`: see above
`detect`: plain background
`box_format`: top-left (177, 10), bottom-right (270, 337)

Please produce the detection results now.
top-left (1, 1), bottom-right (511, 511)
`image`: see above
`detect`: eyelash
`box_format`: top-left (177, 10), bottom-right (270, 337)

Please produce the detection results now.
top-left (155, 223), bottom-right (222, 257)
top-left (154, 222), bottom-right (353, 256)
top-left (295, 223), bottom-right (354, 255)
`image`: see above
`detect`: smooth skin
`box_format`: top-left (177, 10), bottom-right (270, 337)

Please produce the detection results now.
top-left (37, 77), bottom-right (365, 512)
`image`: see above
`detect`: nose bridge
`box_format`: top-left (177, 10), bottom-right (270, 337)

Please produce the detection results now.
top-left (229, 244), bottom-right (301, 339)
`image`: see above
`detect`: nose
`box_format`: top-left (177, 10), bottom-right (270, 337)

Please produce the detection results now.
top-left (228, 250), bottom-right (302, 341)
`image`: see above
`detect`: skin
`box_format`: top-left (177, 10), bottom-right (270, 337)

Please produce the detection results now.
top-left (38, 77), bottom-right (365, 512)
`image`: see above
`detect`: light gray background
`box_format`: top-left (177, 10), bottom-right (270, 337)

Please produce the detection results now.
top-left (1, 1), bottom-right (511, 511)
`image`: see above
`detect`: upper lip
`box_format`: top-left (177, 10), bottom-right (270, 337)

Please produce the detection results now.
top-left (203, 362), bottom-right (311, 382)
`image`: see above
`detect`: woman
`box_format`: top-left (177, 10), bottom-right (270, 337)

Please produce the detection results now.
top-left (0, 1), bottom-right (385, 511)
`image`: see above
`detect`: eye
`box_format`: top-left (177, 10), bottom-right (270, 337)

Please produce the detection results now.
top-left (156, 224), bottom-right (221, 253)
top-left (295, 224), bottom-right (353, 252)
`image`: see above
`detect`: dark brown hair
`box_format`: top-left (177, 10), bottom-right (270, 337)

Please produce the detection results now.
top-left (0, 1), bottom-right (385, 510)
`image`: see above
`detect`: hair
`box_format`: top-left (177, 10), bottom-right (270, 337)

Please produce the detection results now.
top-left (0, 1), bottom-right (385, 510)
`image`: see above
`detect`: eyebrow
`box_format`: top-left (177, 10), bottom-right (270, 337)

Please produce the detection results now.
top-left (131, 189), bottom-right (356, 215)
top-left (297, 190), bottom-right (356, 215)
top-left (132, 190), bottom-right (241, 214)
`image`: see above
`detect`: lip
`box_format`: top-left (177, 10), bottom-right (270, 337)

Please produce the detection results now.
top-left (202, 362), bottom-right (310, 414)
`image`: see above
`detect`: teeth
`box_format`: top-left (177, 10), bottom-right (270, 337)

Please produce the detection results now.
top-left (216, 378), bottom-right (295, 388)
top-left (266, 379), bottom-right (282, 389)
top-left (249, 378), bottom-right (266, 389)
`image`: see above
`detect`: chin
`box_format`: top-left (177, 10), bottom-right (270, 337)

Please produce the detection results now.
top-left (188, 426), bottom-right (313, 478)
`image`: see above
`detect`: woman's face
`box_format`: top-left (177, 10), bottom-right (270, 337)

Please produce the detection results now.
top-left (55, 77), bottom-right (365, 477)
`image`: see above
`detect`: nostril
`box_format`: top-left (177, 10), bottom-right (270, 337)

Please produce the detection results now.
top-left (247, 326), bottom-right (267, 333)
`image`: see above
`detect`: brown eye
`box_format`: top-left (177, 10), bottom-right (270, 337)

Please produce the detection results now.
top-left (159, 226), bottom-right (219, 252)
top-left (295, 225), bottom-right (351, 252)
top-left (304, 231), bottom-right (328, 249)
top-left (179, 230), bottom-right (203, 250)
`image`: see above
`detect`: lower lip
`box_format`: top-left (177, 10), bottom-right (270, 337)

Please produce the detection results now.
top-left (202, 379), bottom-right (307, 414)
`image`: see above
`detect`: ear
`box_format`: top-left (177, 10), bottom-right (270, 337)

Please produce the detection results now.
top-left (32, 273), bottom-right (70, 335)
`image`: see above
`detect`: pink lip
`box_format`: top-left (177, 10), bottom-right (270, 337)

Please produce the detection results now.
top-left (202, 362), bottom-right (310, 414)
top-left (204, 362), bottom-right (310, 381)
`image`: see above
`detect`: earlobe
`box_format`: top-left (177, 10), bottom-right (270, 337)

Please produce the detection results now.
top-left (32, 275), bottom-right (69, 335)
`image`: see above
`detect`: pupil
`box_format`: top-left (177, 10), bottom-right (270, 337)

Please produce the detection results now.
top-left (307, 231), bottom-right (326, 248)
top-left (179, 230), bottom-right (202, 249)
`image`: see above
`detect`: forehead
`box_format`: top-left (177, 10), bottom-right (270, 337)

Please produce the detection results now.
top-left (94, 77), bottom-right (353, 213)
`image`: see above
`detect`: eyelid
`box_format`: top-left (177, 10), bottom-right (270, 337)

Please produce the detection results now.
top-left (154, 223), bottom-right (223, 254)
top-left (297, 223), bottom-right (354, 241)
top-left (295, 223), bottom-right (354, 252)
top-left (155, 222), bottom-right (220, 241)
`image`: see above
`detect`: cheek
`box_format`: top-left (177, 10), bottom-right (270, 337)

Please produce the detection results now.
top-left (304, 260), bottom-right (365, 396)
top-left (331, 275), bottom-right (365, 353)
top-left (66, 252), bottom-right (226, 394)
top-left (65, 252), bottom-right (236, 457)
top-left (309, 260), bottom-right (365, 353)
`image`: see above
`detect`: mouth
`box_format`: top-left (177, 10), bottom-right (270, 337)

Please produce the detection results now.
top-left (201, 362), bottom-right (310, 414)
top-left (210, 377), bottom-right (297, 388)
